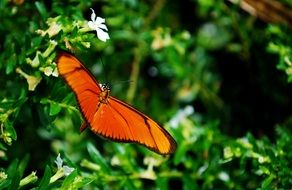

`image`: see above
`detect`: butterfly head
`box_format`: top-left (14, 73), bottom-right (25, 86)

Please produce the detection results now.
top-left (98, 83), bottom-right (111, 104)
top-left (100, 83), bottom-right (111, 92)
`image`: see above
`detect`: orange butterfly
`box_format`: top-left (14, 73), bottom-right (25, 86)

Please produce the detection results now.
top-left (56, 52), bottom-right (176, 155)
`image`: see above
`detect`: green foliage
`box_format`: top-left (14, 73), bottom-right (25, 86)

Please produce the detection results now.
top-left (0, 0), bottom-right (291, 189)
top-left (267, 25), bottom-right (292, 81)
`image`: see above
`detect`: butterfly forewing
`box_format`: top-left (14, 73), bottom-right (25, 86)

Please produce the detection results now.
top-left (57, 53), bottom-right (102, 122)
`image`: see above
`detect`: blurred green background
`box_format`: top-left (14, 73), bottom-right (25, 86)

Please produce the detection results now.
top-left (0, 0), bottom-right (292, 189)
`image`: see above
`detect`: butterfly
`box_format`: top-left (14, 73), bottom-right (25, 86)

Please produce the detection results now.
top-left (56, 52), bottom-right (176, 155)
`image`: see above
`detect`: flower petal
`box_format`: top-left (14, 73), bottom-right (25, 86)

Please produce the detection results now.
top-left (44, 66), bottom-right (53, 76)
top-left (96, 29), bottom-right (110, 42)
top-left (55, 154), bottom-right (63, 169)
top-left (90, 8), bottom-right (96, 22)
top-left (63, 166), bottom-right (74, 176)
top-left (98, 23), bottom-right (108, 31)
top-left (88, 21), bottom-right (95, 30)
top-left (27, 76), bottom-right (42, 91)
top-left (52, 68), bottom-right (59, 77)
top-left (94, 17), bottom-right (105, 24)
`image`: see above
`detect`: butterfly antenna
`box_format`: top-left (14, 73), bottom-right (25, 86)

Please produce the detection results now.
top-left (99, 57), bottom-right (133, 88)
top-left (98, 57), bottom-right (111, 85)
top-left (111, 79), bottom-right (133, 87)
top-left (99, 57), bottom-right (105, 80)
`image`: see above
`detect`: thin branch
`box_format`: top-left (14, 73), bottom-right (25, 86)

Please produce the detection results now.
top-left (126, 0), bottom-right (166, 103)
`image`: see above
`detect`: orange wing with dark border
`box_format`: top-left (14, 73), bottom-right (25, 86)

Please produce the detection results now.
top-left (56, 52), bottom-right (176, 155)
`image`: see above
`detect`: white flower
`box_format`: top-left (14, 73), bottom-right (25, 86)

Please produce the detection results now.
top-left (55, 154), bottom-right (74, 176)
top-left (218, 172), bottom-right (230, 182)
top-left (88, 8), bottom-right (110, 42)
top-left (16, 68), bottom-right (42, 91)
top-left (52, 67), bottom-right (59, 77)
top-left (42, 63), bottom-right (58, 77)
top-left (55, 154), bottom-right (63, 169)
top-left (169, 105), bottom-right (194, 128)
top-left (62, 165), bottom-right (74, 176)
top-left (43, 66), bottom-right (53, 76)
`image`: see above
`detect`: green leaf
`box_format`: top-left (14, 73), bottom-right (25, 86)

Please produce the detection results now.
top-left (0, 101), bottom-right (14, 110)
top-left (173, 141), bottom-right (188, 165)
top-left (49, 102), bottom-right (62, 116)
top-left (120, 178), bottom-right (136, 190)
top-left (7, 160), bottom-right (20, 190)
top-left (156, 177), bottom-right (168, 190)
top-left (261, 175), bottom-right (275, 190)
top-left (6, 56), bottom-right (16, 75)
top-left (60, 170), bottom-right (78, 190)
top-left (35, 1), bottom-right (48, 20)
top-left (38, 165), bottom-right (52, 190)
top-left (40, 98), bottom-right (49, 104)
top-left (6, 159), bottom-right (18, 177)
top-left (0, 142), bottom-right (7, 151)
top-left (15, 96), bottom-right (28, 107)
top-left (87, 142), bottom-right (110, 174)
top-left (0, 179), bottom-right (11, 189)
top-left (4, 121), bottom-right (17, 141)
top-left (183, 175), bottom-right (198, 190)
top-left (7, 176), bottom-right (18, 190)
top-left (18, 154), bottom-right (30, 178)
top-left (69, 177), bottom-right (94, 189)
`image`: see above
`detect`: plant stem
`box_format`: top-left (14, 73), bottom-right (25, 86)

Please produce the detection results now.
top-left (126, 0), bottom-right (166, 103)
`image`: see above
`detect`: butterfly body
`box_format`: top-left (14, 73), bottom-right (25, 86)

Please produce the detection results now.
top-left (56, 52), bottom-right (176, 155)
top-left (98, 84), bottom-right (110, 104)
